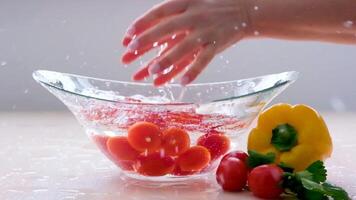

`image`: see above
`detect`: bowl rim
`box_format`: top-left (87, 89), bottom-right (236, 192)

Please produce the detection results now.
top-left (33, 70), bottom-right (299, 105)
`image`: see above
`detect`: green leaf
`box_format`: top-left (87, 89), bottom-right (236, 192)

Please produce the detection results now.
top-left (247, 150), bottom-right (276, 168)
top-left (296, 171), bottom-right (314, 181)
top-left (301, 178), bottom-right (350, 200)
top-left (322, 182), bottom-right (350, 200)
top-left (271, 124), bottom-right (298, 152)
top-left (306, 160), bottom-right (327, 183)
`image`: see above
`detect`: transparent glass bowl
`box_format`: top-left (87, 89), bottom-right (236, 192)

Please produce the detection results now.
top-left (33, 70), bottom-right (298, 183)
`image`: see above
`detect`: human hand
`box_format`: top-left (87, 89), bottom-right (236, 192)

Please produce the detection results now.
top-left (121, 0), bottom-right (253, 86)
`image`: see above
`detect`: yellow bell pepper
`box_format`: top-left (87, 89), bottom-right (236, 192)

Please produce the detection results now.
top-left (248, 104), bottom-right (333, 171)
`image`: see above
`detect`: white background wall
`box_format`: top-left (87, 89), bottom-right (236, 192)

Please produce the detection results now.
top-left (0, 0), bottom-right (355, 111)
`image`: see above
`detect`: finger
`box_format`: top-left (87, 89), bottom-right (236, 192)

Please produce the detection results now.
top-left (123, 0), bottom-right (189, 40)
top-left (122, 33), bottom-right (185, 64)
top-left (147, 33), bottom-right (203, 75)
top-left (132, 34), bottom-right (186, 81)
top-left (153, 53), bottom-right (196, 86)
top-left (126, 15), bottom-right (193, 56)
top-left (181, 45), bottom-right (216, 85)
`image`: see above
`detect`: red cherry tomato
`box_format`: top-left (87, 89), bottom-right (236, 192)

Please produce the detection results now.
top-left (197, 133), bottom-right (230, 160)
top-left (107, 136), bottom-right (140, 161)
top-left (92, 135), bottom-right (112, 159)
top-left (216, 157), bottom-right (248, 192)
top-left (161, 128), bottom-right (190, 156)
top-left (177, 146), bottom-right (211, 172)
top-left (128, 122), bottom-right (162, 152)
top-left (135, 152), bottom-right (175, 176)
top-left (248, 164), bottom-right (284, 199)
top-left (171, 165), bottom-right (195, 176)
top-left (114, 160), bottom-right (135, 171)
top-left (222, 151), bottom-right (249, 162)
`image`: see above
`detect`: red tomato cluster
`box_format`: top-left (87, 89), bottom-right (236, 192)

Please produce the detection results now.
top-left (216, 151), bottom-right (284, 199)
top-left (92, 121), bottom-right (231, 177)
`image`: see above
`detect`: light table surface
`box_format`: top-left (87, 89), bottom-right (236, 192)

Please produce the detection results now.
top-left (0, 112), bottom-right (355, 200)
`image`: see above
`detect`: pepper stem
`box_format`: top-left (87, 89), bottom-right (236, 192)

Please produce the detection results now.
top-left (271, 124), bottom-right (298, 152)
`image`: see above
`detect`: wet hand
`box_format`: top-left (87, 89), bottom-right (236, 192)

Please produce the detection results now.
top-left (121, 0), bottom-right (253, 86)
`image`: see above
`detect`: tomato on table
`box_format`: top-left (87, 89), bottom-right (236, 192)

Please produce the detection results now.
top-left (222, 150), bottom-right (249, 162)
top-left (216, 157), bottom-right (248, 192)
top-left (248, 164), bottom-right (284, 199)
top-left (135, 152), bottom-right (175, 176)
top-left (177, 146), bottom-right (211, 172)
top-left (197, 133), bottom-right (230, 160)
top-left (128, 121), bottom-right (162, 152)
top-left (161, 127), bottom-right (190, 156)
top-left (107, 136), bottom-right (140, 161)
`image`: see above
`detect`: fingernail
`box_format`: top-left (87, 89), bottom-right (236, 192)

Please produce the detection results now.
top-left (180, 76), bottom-right (190, 86)
top-left (122, 52), bottom-right (136, 63)
top-left (122, 37), bottom-right (132, 46)
top-left (148, 62), bottom-right (161, 75)
top-left (126, 26), bottom-right (135, 37)
top-left (127, 40), bottom-right (139, 52)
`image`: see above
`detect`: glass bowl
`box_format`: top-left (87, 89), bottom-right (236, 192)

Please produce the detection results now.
top-left (33, 70), bottom-right (298, 183)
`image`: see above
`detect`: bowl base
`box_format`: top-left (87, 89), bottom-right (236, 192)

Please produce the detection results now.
top-left (120, 171), bottom-right (213, 187)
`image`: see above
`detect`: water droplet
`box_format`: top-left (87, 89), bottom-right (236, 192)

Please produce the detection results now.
top-left (343, 20), bottom-right (353, 28)
top-left (134, 50), bottom-right (138, 55)
top-left (65, 55), bottom-right (70, 61)
top-left (145, 137), bottom-right (152, 142)
top-left (254, 31), bottom-right (260, 36)
top-left (132, 34), bottom-right (137, 40)
top-left (1, 61), bottom-right (7, 66)
top-left (213, 41), bottom-right (217, 45)
top-left (79, 51), bottom-right (85, 56)
top-left (105, 82), bottom-right (111, 87)
top-left (153, 42), bottom-right (159, 47)
top-left (241, 22), bottom-right (247, 27)
top-left (234, 26), bottom-right (239, 30)
top-left (219, 55), bottom-right (224, 60)
top-left (24, 89), bottom-right (29, 94)
top-left (197, 38), bottom-right (202, 43)
top-left (171, 34), bottom-right (177, 40)
top-left (254, 6), bottom-right (259, 10)
top-left (225, 60), bottom-right (230, 64)
top-left (61, 19), bottom-right (67, 24)
top-left (170, 78), bottom-right (175, 84)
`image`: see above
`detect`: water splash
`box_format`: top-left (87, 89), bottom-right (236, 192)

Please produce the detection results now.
top-left (343, 20), bottom-right (353, 28)
top-left (24, 89), bottom-right (29, 94)
top-left (253, 6), bottom-right (259, 10)
top-left (1, 61), bottom-right (7, 66)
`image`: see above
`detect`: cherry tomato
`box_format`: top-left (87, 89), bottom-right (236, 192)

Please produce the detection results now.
top-left (171, 164), bottom-right (195, 176)
top-left (92, 135), bottom-right (112, 159)
top-left (135, 152), bottom-right (175, 176)
top-left (197, 133), bottom-right (230, 160)
top-left (128, 121), bottom-right (162, 152)
top-left (177, 146), bottom-right (211, 172)
top-left (113, 160), bottom-right (135, 171)
top-left (222, 151), bottom-right (249, 162)
top-left (161, 128), bottom-right (190, 156)
top-left (248, 164), bottom-right (284, 199)
top-left (216, 157), bottom-right (248, 192)
top-left (107, 136), bottom-right (140, 161)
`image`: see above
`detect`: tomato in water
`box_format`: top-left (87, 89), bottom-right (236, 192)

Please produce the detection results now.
top-left (128, 122), bottom-right (162, 152)
top-left (107, 136), bottom-right (140, 161)
top-left (161, 127), bottom-right (190, 156)
top-left (135, 152), bottom-right (175, 176)
top-left (197, 133), bottom-right (230, 160)
top-left (177, 146), bottom-right (211, 172)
